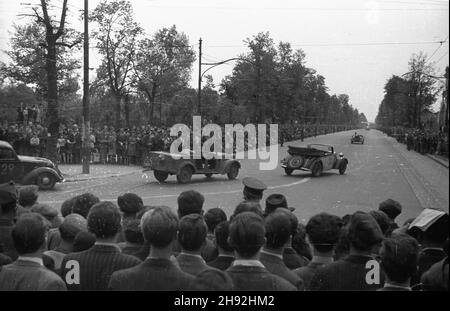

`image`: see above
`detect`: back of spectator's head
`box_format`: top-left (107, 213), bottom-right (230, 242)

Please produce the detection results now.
top-left (12, 213), bottom-right (48, 255)
top-left (379, 199), bottom-right (402, 220)
top-left (177, 190), bottom-right (204, 217)
top-left (31, 203), bottom-right (61, 228)
top-left (59, 213), bottom-right (87, 242)
top-left (18, 185), bottom-right (39, 207)
top-left (229, 212), bottom-right (265, 258)
top-left (73, 193), bottom-right (100, 218)
top-left (214, 221), bottom-right (234, 252)
top-left (306, 213), bottom-right (343, 253)
top-left (274, 208), bottom-right (299, 238)
top-left (124, 219), bottom-right (144, 244)
top-left (369, 210), bottom-right (391, 236)
top-left (264, 194), bottom-right (295, 216)
top-left (61, 196), bottom-right (78, 217)
top-left (73, 231), bottom-right (96, 252)
top-left (348, 211), bottom-right (383, 252)
top-left (264, 211), bottom-right (292, 249)
top-left (232, 201), bottom-right (263, 220)
top-left (136, 205), bottom-right (158, 220)
top-left (0, 181), bottom-right (18, 216)
top-left (380, 233), bottom-right (419, 284)
top-left (193, 269), bottom-right (234, 291)
top-left (178, 214), bottom-right (207, 252)
top-left (117, 193), bottom-right (143, 216)
top-left (204, 208), bottom-right (227, 233)
top-left (87, 201), bottom-right (121, 239)
top-left (292, 222), bottom-right (313, 260)
top-left (141, 206), bottom-right (178, 248)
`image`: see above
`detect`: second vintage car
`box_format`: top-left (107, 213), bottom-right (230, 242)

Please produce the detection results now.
top-left (281, 144), bottom-right (348, 177)
top-left (0, 140), bottom-right (64, 190)
top-left (351, 133), bottom-right (365, 144)
top-left (143, 149), bottom-right (241, 184)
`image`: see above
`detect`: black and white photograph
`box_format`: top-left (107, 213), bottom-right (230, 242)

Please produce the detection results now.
top-left (0, 0), bottom-right (448, 300)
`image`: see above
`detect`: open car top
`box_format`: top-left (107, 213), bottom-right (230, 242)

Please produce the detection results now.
top-left (287, 144), bottom-right (332, 157)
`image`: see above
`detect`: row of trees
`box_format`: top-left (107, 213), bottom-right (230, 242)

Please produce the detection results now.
top-left (375, 52), bottom-right (447, 129)
top-left (1, 0), bottom-right (365, 133)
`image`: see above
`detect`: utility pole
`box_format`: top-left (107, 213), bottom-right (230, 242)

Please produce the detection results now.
top-left (197, 38), bottom-right (202, 116)
top-left (82, 0), bottom-right (90, 174)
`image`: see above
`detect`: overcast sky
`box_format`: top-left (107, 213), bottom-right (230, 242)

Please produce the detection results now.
top-left (0, 0), bottom-right (449, 122)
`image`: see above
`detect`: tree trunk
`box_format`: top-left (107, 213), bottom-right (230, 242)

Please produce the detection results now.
top-left (45, 37), bottom-right (59, 162)
top-left (115, 93), bottom-right (122, 129)
top-left (124, 95), bottom-right (130, 128)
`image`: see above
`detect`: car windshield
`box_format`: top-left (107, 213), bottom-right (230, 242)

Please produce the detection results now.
top-left (309, 144), bottom-right (332, 153)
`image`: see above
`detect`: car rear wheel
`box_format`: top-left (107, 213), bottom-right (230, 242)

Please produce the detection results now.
top-left (285, 168), bottom-right (294, 176)
top-left (37, 172), bottom-right (56, 190)
top-left (154, 170), bottom-right (169, 183)
top-left (311, 162), bottom-right (323, 177)
top-left (227, 164), bottom-right (239, 180)
top-left (177, 166), bottom-right (193, 184)
top-left (339, 162), bottom-right (347, 175)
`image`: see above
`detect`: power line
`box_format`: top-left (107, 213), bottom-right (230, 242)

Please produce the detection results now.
top-left (435, 50), bottom-right (449, 64)
top-left (140, 5), bottom-right (449, 11)
top-left (426, 35), bottom-right (449, 63)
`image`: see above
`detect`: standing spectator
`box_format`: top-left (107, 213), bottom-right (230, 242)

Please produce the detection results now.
top-left (99, 125), bottom-right (109, 164)
top-left (29, 132), bottom-right (40, 157)
top-left (57, 134), bottom-right (67, 164)
top-left (0, 213), bottom-right (67, 291)
top-left (31, 203), bottom-right (62, 229)
top-left (242, 177), bottom-right (267, 203)
top-left (207, 221), bottom-right (235, 271)
top-left (72, 193), bottom-right (100, 219)
top-left (378, 199), bottom-right (402, 232)
top-left (0, 181), bottom-right (19, 261)
top-left (108, 206), bottom-right (195, 291)
top-left (259, 210), bottom-right (304, 289)
top-left (225, 212), bottom-right (296, 291)
top-left (61, 201), bottom-right (141, 290)
top-left (72, 125), bottom-right (82, 164)
top-left (16, 104), bottom-right (24, 123)
top-left (294, 213), bottom-right (342, 289)
top-left (202, 207), bottom-right (227, 262)
top-left (176, 214), bottom-right (212, 276)
top-left (116, 193), bottom-right (144, 243)
top-left (309, 211), bottom-right (384, 291)
top-left (118, 219), bottom-right (144, 255)
top-left (107, 126), bottom-right (117, 163)
top-left (290, 223), bottom-right (313, 266)
top-left (421, 238), bottom-right (449, 291)
top-left (22, 106), bottom-right (28, 123)
top-left (17, 185), bottom-right (39, 216)
top-left (378, 233), bottom-right (419, 291)
top-left (127, 130), bottom-right (137, 164)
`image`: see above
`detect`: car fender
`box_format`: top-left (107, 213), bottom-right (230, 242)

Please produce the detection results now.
top-left (22, 167), bottom-right (63, 185)
top-left (176, 161), bottom-right (196, 175)
top-left (223, 160), bottom-right (241, 173)
top-left (306, 158), bottom-right (322, 170)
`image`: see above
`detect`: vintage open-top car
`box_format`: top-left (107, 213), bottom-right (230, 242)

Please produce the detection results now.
top-left (143, 149), bottom-right (241, 184)
top-left (351, 133), bottom-right (365, 144)
top-left (0, 140), bottom-right (64, 190)
top-left (281, 144), bottom-right (348, 177)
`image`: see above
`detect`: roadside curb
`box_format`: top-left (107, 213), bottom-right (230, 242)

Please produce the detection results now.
top-left (63, 170), bottom-right (141, 183)
top-left (425, 154), bottom-right (449, 169)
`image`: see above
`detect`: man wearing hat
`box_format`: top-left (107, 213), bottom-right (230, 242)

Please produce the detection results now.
top-left (17, 185), bottom-right (39, 216)
top-left (31, 203), bottom-right (63, 229)
top-left (0, 181), bottom-right (19, 261)
top-left (378, 199), bottom-right (402, 231)
top-left (310, 211), bottom-right (384, 290)
top-left (242, 177), bottom-right (267, 203)
top-left (264, 194), bottom-right (295, 217)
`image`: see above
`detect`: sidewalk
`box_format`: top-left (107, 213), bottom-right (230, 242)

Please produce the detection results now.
top-left (58, 164), bottom-right (142, 182)
top-left (425, 154), bottom-right (449, 169)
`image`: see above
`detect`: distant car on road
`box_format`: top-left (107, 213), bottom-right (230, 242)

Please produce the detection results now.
top-left (0, 140), bottom-right (64, 190)
top-left (143, 149), bottom-right (241, 184)
top-left (351, 133), bottom-right (365, 144)
top-left (281, 144), bottom-right (348, 177)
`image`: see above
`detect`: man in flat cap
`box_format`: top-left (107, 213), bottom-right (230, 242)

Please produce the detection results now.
top-left (264, 194), bottom-right (295, 217)
top-left (378, 199), bottom-right (402, 231)
top-left (0, 181), bottom-right (19, 261)
top-left (32, 203), bottom-right (62, 229)
top-left (242, 177), bottom-right (267, 203)
top-left (17, 185), bottom-right (39, 216)
top-left (116, 193), bottom-right (144, 243)
top-left (310, 211), bottom-right (384, 291)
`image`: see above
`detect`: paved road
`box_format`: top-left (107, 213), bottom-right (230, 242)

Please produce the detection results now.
top-left (39, 130), bottom-right (449, 225)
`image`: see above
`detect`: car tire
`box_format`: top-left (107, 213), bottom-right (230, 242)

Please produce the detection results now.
top-left (36, 172), bottom-right (56, 190)
top-left (288, 156), bottom-right (304, 168)
top-left (154, 170), bottom-right (169, 183)
top-left (285, 168), bottom-right (294, 176)
top-left (227, 164), bottom-right (239, 180)
top-left (177, 166), bottom-right (193, 184)
top-left (205, 173), bottom-right (213, 178)
top-left (311, 162), bottom-right (323, 177)
top-left (339, 162), bottom-right (347, 175)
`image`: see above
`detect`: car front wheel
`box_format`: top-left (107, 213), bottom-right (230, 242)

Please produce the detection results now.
top-left (177, 166), bottom-right (193, 184)
top-left (311, 162), bottom-right (323, 177)
top-left (154, 170), bottom-right (169, 183)
top-left (37, 172), bottom-right (56, 190)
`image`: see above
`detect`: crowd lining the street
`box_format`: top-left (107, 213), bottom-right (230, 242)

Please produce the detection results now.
top-left (0, 178), bottom-right (448, 291)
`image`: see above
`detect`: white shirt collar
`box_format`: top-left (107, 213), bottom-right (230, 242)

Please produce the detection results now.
top-left (95, 242), bottom-right (121, 250)
top-left (260, 249), bottom-right (283, 260)
top-left (232, 259), bottom-right (265, 268)
top-left (18, 256), bottom-right (43, 266)
top-left (180, 252), bottom-right (205, 261)
top-left (384, 282), bottom-right (412, 291)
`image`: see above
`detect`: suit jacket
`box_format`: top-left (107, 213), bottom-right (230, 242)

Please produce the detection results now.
top-left (208, 255), bottom-right (234, 271)
top-left (413, 248), bottom-right (447, 286)
top-left (131, 243), bottom-right (151, 261)
top-left (0, 259), bottom-right (66, 291)
top-left (109, 258), bottom-right (195, 291)
top-left (309, 254), bottom-right (384, 291)
top-left (294, 261), bottom-right (327, 290)
top-left (259, 251), bottom-right (304, 290)
top-left (226, 264), bottom-right (297, 291)
top-left (283, 247), bottom-right (309, 270)
top-left (0, 218), bottom-right (17, 261)
top-left (47, 228), bottom-right (62, 251)
top-left (421, 257), bottom-right (448, 291)
top-left (60, 244), bottom-right (141, 291)
top-left (176, 253), bottom-right (211, 276)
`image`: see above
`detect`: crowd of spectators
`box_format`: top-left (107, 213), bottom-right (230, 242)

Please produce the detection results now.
top-left (0, 179), bottom-right (448, 291)
top-left (382, 126), bottom-right (448, 156)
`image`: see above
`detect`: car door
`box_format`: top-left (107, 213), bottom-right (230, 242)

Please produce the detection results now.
top-left (0, 147), bottom-right (23, 183)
